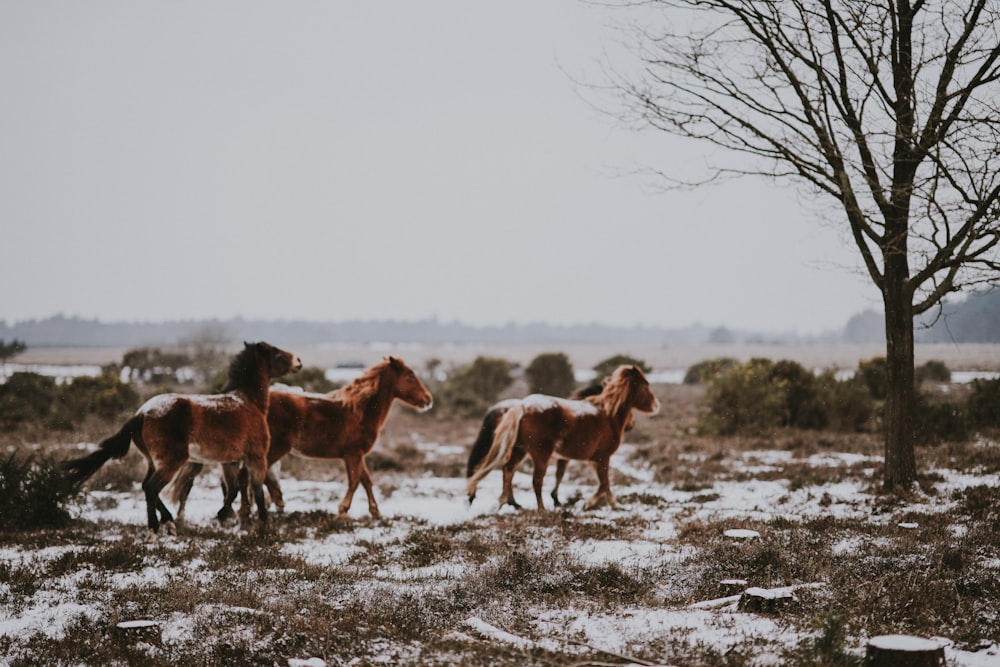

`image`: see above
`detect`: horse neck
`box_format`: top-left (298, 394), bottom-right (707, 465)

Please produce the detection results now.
top-left (348, 369), bottom-right (397, 429)
top-left (596, 388), bottom-right (634, 430)
top-left (224, 368), bottom-right (270, 412)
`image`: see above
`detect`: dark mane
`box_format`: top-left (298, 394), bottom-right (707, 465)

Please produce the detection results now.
top-left (223, 342), bottom-right (266, 392)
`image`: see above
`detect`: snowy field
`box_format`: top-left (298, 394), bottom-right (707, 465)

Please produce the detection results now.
top-left (3, 434), bottom-right (999, 666)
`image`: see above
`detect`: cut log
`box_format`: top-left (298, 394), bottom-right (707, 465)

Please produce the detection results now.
top-left (114, 620), bottom-right (162, 646)
top-left (864, 635), bottom-right (945, 667)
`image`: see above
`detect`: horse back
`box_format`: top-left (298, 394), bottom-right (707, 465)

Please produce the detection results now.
top-left (140, 392), bottom-right (267, 463)
top-left (520, 402), bottom-right (617, 461)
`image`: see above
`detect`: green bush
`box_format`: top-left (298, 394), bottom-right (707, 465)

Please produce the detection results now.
top-left (57, 370), bottom-right (140, 422)
top-left (816, 374), bottom-right (874, 433)
top-left (0, 453), bottom-right (81, 530)
top-left (683, 357), bottom-right (739, 385)
top-left (0, 370), bottom-right (140, 432)
top-left (703, 358), bottom-right (787, 436)
top-left (966, 378), bottom-right (1000, 430)
top-left (525, 352), bottom-right (575, 397)
top-left (593, 354), bottom-right (650, 382)
top-left (0, 372), bottom-right (59, 430)
top-left (857, 356), bottom-right (888, 399)
top-left (916, 359), bottom-right (951, 384)
top-left (769, 359), bottom-right (827, 430)
top-left (914, 394), bottom-right (968, 444)
top-left (703, 359), bottom-right (877, 436)
top-left (435, 356), bottom-right (513, 418)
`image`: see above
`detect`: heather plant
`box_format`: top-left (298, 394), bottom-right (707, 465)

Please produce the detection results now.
top-left (0, 453), bottom-right (80, 530)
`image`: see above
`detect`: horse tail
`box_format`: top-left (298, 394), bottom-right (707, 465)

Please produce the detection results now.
top-left (466, 405), bottom-right (509, 478)
top-left (62, 415), bottom-right (142, 486)
top-left (167, 461), bottom-right (204, 507)
top-left (466, 404), bottom-right (523, 502)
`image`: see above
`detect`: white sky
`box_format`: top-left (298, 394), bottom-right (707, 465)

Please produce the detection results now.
top-left (0, 1), bottom-right (880, 333)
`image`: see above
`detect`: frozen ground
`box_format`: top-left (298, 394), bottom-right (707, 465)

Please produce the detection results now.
top-left (3, 439), bottom-right (999, 666)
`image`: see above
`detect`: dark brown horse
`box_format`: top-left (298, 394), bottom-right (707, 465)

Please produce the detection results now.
top-left (466, 365), bottom-right (659, 511)
top-left (171, 356), bottom-right (433, 520)
top-left (466, 382), bottom-right (636, 507)
top-left (62, 342), bottom-right (301, 534)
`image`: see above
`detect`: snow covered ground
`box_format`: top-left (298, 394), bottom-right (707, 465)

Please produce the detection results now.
top-left (3, 436), bottom-right (1000, 666)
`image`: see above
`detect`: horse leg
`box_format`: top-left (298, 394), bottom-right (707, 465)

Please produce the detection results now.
top-left (550, 459), bottom-right (569, 507)
top-left (237, 465), bottom-right (254, 521)
top-left (498, 445), bottom-right (527, 509)
top-left (358, 458), bottom-right (381, 518)
top-left (174, 461), bottom-right (203, 525)
top-left (530, 450), bottom-right (552, 512)
top-left (584, 458), bottom-right (617, 510)
top-left (244, 453), bottom-right (269, 523)
top-left (338, 454), bottom-right (363, 517)
top-left (142, 464), bottom-right (180, 535)
top-left (264, 463), bottom-right (284, 512)
top-left (217, 463), bottom-right (241, 522)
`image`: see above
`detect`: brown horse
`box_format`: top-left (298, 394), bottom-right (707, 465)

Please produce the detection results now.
top-left (466, 365), bottom-right (659, 511)
top-left (61, 342), bottom-right (302, 534)
top-left (171, 356), bottom-right (433, 520)
top-left (466, 382), bottom-right (636, 507)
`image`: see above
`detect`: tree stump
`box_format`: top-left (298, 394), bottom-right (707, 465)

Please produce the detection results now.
top-left (737, 586), bottom-right (797, 613)
top-left (114, 620), bottom-right (162, 646)
top-left (864, 635), bottom-right (945, 667)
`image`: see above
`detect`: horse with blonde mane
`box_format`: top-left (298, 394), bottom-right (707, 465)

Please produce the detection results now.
top-left (171, 356), bottom-right (433, 520)
top-left (62, 342), bottom-right (302, 534)
top-left (466, 365), bottom-right (659, 511)
top-left (466, 382), bottom-right (636, 507)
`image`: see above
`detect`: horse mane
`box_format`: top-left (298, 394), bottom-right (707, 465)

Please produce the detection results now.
top-left (589, 365), bottom-right (637, 418)
top-left (222, 342), bottom-right (266, 392)
top-left (336, 358), bottom-right (394, 407)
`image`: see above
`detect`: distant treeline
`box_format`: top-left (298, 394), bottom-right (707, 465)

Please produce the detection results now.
top-left (4, 289), bottom-right (1000, 348)
top-left (1, 314), bottom-right (822, 348)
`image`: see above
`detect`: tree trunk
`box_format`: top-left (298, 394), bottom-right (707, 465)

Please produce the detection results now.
top-left (882, 251), bottom-right (917, 490)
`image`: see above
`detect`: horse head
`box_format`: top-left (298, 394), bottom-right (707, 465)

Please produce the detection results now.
top-left (386, 356), bottom-right (434, 412)
top-left (604, 365), bottom-right (660, 417)
top-left (249, 341), bottom-right (302, 379)
top-left (623, 365), bottom-right (660, 415)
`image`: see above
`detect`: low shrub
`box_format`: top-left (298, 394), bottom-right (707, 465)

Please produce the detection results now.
top-left (434, 356), bottom-right (513, 418)
top-left (966, 378), bottom-right (1000, 429)
top-left (702, 359), bottom-right (876, 436)
top-left (856, 356), bottom-right (888, 399)
top-left (0, 453), bottom-right (81, 530)
top-left (683, 357), bottom-right (738, 385)
top-left (525, 352), bottom-right (575, 397)
top-left (916, 359), bottom-right (951, 384)
top-left (593, 354), bottom-right (651, 382)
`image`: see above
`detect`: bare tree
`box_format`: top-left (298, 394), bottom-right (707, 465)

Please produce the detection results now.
top-left (609, 0), bottom-right (1000, 489)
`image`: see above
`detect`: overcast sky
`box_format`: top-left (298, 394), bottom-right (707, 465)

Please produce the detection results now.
top-left (0, 1), bottom-right (879, 333)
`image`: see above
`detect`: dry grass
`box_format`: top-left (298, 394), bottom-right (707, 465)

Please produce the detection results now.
top-left (2, 375), bottom-right (1000, 665)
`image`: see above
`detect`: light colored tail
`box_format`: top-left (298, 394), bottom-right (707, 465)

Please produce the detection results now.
top-left (167, 461), bottom-right (204, 506)
top-left (466, 403), bottom-right (523, 500)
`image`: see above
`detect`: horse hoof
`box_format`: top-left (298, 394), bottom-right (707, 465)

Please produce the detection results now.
top-left (162, 521), bottom-right (177, 536)
top-left (370, 509), bottom-right (382, 519)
